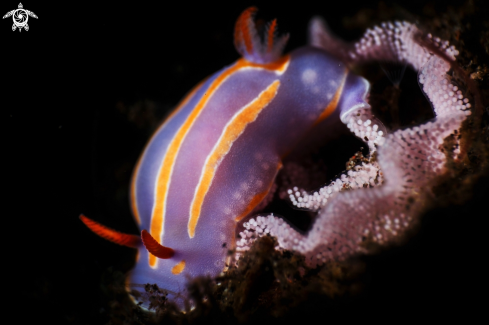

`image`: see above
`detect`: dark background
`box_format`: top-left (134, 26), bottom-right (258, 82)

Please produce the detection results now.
top-left (3, 0), bottom-right (488, 324)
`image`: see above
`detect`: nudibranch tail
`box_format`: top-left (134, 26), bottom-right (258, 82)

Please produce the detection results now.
top-left (234, 7), bottom-right (289, 64)
top-left (79, 214), bottom-right (141, 248)
top-left (141, 230), bottom-right (175, 260)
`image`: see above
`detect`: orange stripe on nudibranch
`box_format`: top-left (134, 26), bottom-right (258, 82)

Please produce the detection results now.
top-left (148, 58), bottom-right (290, 267)
top-left (171, 260), bottom-right (186, 275)
top-left (239, 55), bottom-right (291, 74)
top-left (188, 80), bottom-right (281, 238)
top-left (313, 70), bottom-right (348, 126)
top-left (130, 79), bottom-right (208, 225)
top-left (130, 158), bottom-right (142, 224)
top-left (235, 161), bottom-right (283, 222)
top-left (80, 214), bottom-right (141, 248)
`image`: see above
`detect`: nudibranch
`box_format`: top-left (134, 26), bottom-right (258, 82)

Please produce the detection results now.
top-left (81, 7), bottom-right (473, 310)
top-left (81, 7), bottom-right (374, 308)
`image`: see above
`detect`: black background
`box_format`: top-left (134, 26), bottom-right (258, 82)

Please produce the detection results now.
top-left (3, 1), bottom-right (488, 324)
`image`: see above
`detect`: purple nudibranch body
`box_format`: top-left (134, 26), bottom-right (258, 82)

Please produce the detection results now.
top-left (127, 8), bottom-right (369, 307)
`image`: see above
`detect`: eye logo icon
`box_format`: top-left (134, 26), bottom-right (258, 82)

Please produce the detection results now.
top-left (3, 3), bottom-right (37, 32)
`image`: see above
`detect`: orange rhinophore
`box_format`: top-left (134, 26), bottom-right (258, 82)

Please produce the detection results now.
top-left (141, 230), bottom-right (175, 259)
top-left (79, 214), bottom-right (141, 248)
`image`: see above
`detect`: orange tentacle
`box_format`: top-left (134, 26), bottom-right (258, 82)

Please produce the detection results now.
top-left (80, 214), bottom-right (141, 248)
top-left (141, 230), bottom-right (175, 259)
